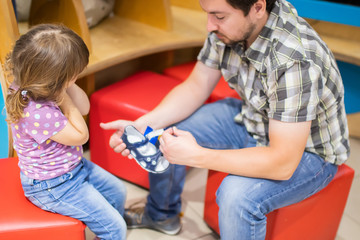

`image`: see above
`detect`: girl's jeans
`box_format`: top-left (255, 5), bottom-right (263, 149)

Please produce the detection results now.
top-left (21, 158), bottom-right (127, 240)
top-left (146, 98), bottom-right (338, 240)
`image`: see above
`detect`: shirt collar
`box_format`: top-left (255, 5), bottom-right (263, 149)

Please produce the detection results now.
top-left (214, 0), bottom-right (284, 71)
top-left (245, 0), bottom-right (282, 71)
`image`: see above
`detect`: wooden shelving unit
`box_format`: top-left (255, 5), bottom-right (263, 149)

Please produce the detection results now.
top-left (11, 1), bottom-right (360, 74)
top-left (19, 0), bottom-right (207, 77)
top-left (84, 6), bottom-right (207, 77)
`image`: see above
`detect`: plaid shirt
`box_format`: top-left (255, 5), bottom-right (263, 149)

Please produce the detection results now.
top-left (197, 0), bottom-right (350, 164)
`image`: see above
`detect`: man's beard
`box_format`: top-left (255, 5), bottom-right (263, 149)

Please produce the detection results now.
top-left (213, 22), bottom-right (256, 46)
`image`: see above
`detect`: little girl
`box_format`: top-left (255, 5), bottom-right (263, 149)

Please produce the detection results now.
top-left (5, 24), bottom-right (127, 240)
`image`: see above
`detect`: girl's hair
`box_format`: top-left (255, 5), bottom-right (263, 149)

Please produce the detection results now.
top-left (5, 24), bottom-right (89, 123)
top-left (226, 0), bottom-right (277, 15)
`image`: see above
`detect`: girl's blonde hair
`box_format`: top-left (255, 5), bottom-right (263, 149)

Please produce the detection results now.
top-left (5, 24), bottom-right (89, 123)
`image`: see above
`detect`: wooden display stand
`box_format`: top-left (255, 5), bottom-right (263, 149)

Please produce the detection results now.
top-left (171, 0), bottom-right (202, 11)
top-left (85, 0), bottom-right (206, 77)
top-left (29, 0), bottom-right (91, 50)
top-left (23, 0), bottom-right (208, 94)
top-left (0, 0), bottom-right (19, 64)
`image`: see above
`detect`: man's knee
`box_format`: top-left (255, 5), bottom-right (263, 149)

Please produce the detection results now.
top-left (216, 176), bottom-right (266, 222)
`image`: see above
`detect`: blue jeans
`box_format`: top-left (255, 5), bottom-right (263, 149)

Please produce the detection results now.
top-left (146, 98), bottom-right (338, 240)
top-left (20, 158), bottom-right (127, 240)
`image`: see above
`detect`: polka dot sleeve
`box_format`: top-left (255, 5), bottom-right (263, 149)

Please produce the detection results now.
top-left (22, 101), bottom-right (68, 144)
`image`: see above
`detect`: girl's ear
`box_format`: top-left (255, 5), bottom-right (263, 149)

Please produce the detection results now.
top-left (66, 76), bottom-right (78, 88)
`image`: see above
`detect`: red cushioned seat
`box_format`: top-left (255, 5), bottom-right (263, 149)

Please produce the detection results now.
top-left (204, 164), bottom-right (354, 239)
top-left (89, 71), bottom-right (182, 188)
top-left (163, 61), bottom-right (240, 102)
top-left (0, 157), bottom-right (85, 240)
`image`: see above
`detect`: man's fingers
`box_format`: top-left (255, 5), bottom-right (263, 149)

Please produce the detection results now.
top-left (100, 120), bottom-right (122, 130)
top-left (161, 129), bottom-right (175, 143)
top-left (172, 126), bottom-right (188, 137)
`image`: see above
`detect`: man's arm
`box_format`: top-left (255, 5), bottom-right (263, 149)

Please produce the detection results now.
top-left (135, 61), bottom-right (222, 130)
top-left (160, 119), bottom-right (311, 180)
top-left (100, 61), bottom-right (222, 155)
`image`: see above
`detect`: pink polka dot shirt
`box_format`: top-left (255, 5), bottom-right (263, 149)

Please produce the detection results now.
top-left (11, 100), bottom-right (83, 180)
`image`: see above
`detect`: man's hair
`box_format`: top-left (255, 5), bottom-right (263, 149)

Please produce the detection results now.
top-left (5, 24), bottom-right (89, 123)
top-left (226, 0), bottom-right (277, 15)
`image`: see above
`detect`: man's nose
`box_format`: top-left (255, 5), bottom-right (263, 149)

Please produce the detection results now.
top-left (207, 16), bottom-right (218, 32)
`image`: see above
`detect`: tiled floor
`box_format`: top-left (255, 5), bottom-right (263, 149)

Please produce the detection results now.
top-left (84, 137), bottom-right (360, 240)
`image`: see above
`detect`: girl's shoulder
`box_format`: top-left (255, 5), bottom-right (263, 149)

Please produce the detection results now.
top-left (22, 100), bottom-right (64, 123)
top-left (25, 100), bottom-right (60, 112)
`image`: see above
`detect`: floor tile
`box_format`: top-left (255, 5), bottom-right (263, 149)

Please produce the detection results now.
top-left (181, 167), bottom-right (208, 218)
top-left (336, 137), bottom-right (360, 240)
top-left (86, 172), bottom-right (214, 240)
top-left (197, 233), bottom-right (220, 240)
top-left (336, 212), bottom-right (360, 240)
top-left (346, 137), bottom-right (360, 177)
top-left (341, 174), bottom-right (360, 224)
top-left (123, 180), bottom-right (214, 240)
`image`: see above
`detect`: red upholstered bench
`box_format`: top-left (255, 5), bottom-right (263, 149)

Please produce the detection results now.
top-left (163, 61), bottom-right (240, 102)
top-left (204, 164), bottom-right (354, 240)
top-left (0, 157), bottom-right (85, 240)
top-left (89, 71), bottom-right (182, 189)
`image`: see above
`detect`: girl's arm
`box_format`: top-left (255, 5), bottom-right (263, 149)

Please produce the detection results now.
top-left (66, 83), bottom-right (90, 116)
top-left (50, 93), bottom-right (89, 146)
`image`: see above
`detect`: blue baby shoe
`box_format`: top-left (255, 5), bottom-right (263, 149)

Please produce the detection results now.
top-left (121, 125), bottom-right (170, 173)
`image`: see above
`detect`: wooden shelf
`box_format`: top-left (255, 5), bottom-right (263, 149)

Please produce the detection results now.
top-left (82, 6), bottom-right (207, 77)
top-left (77, 7), bottom-right (360, 77)
top-left (322, 37), bottom-right (360, 66)
top-left (13, 1), bottom-right (360, 77)
top-left (307, 19), bottom-right (360, 66)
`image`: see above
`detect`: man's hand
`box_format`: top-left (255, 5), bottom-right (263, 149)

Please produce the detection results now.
top-left (100, 120), bottom-right (137, 158)
top-left (159, 127), bottom-right (204, 167)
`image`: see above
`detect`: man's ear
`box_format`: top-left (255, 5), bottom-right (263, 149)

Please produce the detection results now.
top-left (253, 0), bottom-right (266, 16)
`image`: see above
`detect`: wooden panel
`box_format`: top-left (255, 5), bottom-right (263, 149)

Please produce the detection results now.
top-left (77, 74), bottom-right (95, 100)
top-left (0, 64), bottom-right (14, 157)
top-left (347, 113), bottom-right (360, 139)
top-left (171, 0), bottom-right (202, 11)
top-left (0, 0), bottom-right (18, 158)
top-left (114, 0), bottom-right (172, 31)
top-left (0, 0), bottom-right (19, 64)
top-left (81, 6), bottom-right (207, 77)
top-left (307, 20), bottom-right (360, 66)
top-left (306, 20), bottom-right (360, 42)
top-left (288, 0), bottom-right (360, 66)
top-left (29, 0), bottom-right (91, 51)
